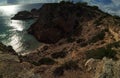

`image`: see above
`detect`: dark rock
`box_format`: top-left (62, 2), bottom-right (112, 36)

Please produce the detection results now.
top-left (0, 42), bottom-right (17, 55)
top-left (28, 3), bottom-right (100, 44)
top-left (31, 8), bottom-right (40, 18)
top-left (11, 11), bottom-right (33, 20)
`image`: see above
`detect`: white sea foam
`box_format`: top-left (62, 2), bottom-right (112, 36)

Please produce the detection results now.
top-left (0, 34), bottom-right (6, 38)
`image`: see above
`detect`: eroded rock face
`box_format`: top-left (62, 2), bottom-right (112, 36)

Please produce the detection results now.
top-left (0, 43), bottom-right (42, 78)
top-left (28, 2), bottom-right (103, 44)
top-left (84, 58), bottom-right (120, 78)
top-left (0, 43), bottom-right (17, 55)
top-left (32, 28), bottom-right (62, 43)
top-left (93, 58), bottom-right (116, 78)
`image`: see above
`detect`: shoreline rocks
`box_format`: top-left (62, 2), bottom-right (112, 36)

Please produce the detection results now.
top-left (0, 42), bottom-right (43, 78)
top-left (11, 11), bottom-right (33, 20)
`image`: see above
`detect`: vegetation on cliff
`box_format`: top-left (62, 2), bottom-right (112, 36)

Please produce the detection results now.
top-left (1, 1), bottom-right (120, 78)
top-left (25, 1), bottom-right (120, 78)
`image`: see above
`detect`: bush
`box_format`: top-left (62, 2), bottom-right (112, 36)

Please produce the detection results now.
top-left (94, 15), bottom-right (108, 26)
top-left (0, 75), bottom-right (3, 78)
top-left (92, 6), bottom-right (99, 10)
top-left (60, 0), bottom-right (73, 4)
top-left (38, 57), bottom-right (56, 65)
top-left (108, 41), bottom-right (120, 48)
top-left (89, 31), bottom-right (105, 43)
top-left (113, 15), bottom-right (120, 20)
top-left (86, 47), bottom-right (117, 59)
top-left (51, 51), bottom-right (67, 59)
top-left (76, 39), bottom-right (85, 43)
top-left (53, 60), bottom-right (79, 76)
top-left (76, 2), bottom-right (88, 6)
top-left (53, 67), bottom-right (64, 76)
top-left (62, 60), bottom-right (79, 70)
top-left (67, 37), bottom-right (75, 43)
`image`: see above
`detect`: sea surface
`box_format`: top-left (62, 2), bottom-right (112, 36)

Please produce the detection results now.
top-left (0, 3), bottom-right (43, 55)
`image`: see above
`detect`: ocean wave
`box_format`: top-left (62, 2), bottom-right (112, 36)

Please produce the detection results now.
top-left (0, 34), bottom-right (6, 38)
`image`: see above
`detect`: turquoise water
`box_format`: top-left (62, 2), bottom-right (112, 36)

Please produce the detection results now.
top-left (0, 3), bottom-right (43, 55)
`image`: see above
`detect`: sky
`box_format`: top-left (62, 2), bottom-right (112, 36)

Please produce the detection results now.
top-left (0, 0), bottom-right (120, 16)
top-left (80, 0), bottom-right (120, 16)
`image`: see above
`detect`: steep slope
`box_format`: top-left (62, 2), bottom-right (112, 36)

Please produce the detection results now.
top-left (0, 43), bottom-right (40, 78)
top-left (3, 1), bottom-right (120, 78)
top-left (28, 2), bottom-right (104, 43)
top-left (19, 1), bottom-right (120, 78)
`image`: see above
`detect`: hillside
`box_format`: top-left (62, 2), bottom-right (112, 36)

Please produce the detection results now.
top-left (0, 43), bottom-right (40, 78)
top-left (24, 2), bottom-right (120, 78)
top-left (2, 1), bottom-right (120, 78)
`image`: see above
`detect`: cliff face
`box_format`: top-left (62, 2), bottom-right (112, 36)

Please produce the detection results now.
top-left (2, 1), bottom-right (120, 78)
top-left (28, 2), bottom-right (105, 43)
top-left (0, 43), bottom-right (42, 78)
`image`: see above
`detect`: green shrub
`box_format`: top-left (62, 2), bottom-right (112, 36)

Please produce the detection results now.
top-left (92, 6), bottom-right (99, 10)
top-left (62, 60), bottom-right (79, 70)
top-left (53, 60), bottom-right (79, 76)
top-left (38, 57), bottom-right (56, 65)
top-left (53, 67), bottom-right (64, 76)
top-left (107, 41), bottom-right (120, 48)
top-left (80, 42), bottom-right (88, 47)
top-left (94, 19), bottom-right (103, 26)
top-left (76, 2), bottom-right (88, 6)
top-left (94, 15), bottom-right (108, 26)
top-left (0, 75), bottom-right (3, 78)
top-left (67, 37), bottom-right (75, 43)
top-left (113, 15), bottom-right (120, 20)
top-left (31, 61), bottom-right (40, 66)
top-left (51, 51), bottom-right (67, 59)
top-left (60, 0), bottom-right (73, 4)
top-left (76, 39), bottom-right (84, 43)
top-left (86, 47), bottom-right (117, 59)
top-left (89, 31), bottom-right (105, 43)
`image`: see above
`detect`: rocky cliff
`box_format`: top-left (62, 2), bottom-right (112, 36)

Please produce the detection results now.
top-left (2, 1), bottom-right (120, 78)
top-left (28, 2), bottom-right (103, 43)
top-left (0, 43), bottom-right (42, 78)
top-left (25, 1), bottom-right (120, 78)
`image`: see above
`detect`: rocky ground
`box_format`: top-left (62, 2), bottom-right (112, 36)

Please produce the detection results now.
top-left (0, 43), bottom-right (42, 78)
top-left (1, 1), bottom-right (120, 78)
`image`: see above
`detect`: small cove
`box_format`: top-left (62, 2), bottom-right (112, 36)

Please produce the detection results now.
top-left (0, 3), bottom-right (43, 54)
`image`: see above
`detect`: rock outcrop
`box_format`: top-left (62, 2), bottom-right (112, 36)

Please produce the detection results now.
top-left (0, 43), bottom-right (42, 78)
top-left (28, 2), bottom-right (105, 43)
top-left (0, 42), bottom-right (17, 55)
top-left (11, 11), bottom-right (33, 20)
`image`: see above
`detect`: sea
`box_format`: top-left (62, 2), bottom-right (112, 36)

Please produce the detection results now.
top-left (0, 3), bottom-right (43, 55)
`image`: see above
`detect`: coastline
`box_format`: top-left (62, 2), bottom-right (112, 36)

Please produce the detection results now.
top-left (1, 1), bottom-right (120, 78)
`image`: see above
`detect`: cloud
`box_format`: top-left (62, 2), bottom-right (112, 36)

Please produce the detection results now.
top-left (6, 0), bottom-right (64, 4)
top-left (112, 0), bottom-right (120, 6)
top-left (7, 0), bottom-right (18, 4)
top-left (0, 0), bottom-right (7, 5)
top-left (80, 0), bottom-right (120, 16)
top-left (0, 0), bottom-right (120, 16)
